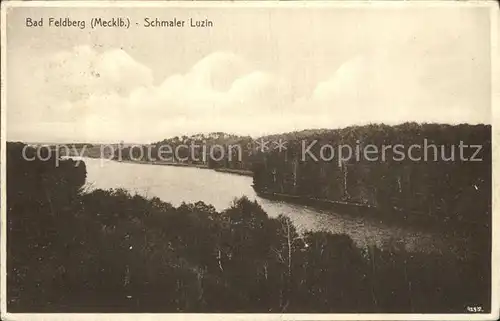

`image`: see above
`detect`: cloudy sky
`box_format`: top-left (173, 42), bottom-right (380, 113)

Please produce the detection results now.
top-left (6, 5), bottom-right (493, 143)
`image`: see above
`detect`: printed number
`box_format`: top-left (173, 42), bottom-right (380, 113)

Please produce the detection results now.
top-left (466, 305), bottom-right (484, 313)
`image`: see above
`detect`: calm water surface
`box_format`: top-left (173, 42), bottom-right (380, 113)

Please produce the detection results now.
top-left (79, 157), bottom-right (462, 254)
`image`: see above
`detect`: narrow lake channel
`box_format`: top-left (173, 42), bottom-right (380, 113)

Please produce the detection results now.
top-left (80, 157), bottom-right (467, 256)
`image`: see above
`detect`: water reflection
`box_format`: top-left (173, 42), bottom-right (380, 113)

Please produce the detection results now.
top-left (79, 157), bottom-right (460, 255)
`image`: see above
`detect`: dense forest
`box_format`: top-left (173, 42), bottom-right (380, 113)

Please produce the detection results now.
top-left (111, 123), bottom-right (491, 229)
top-left (114, 132), bottom-right (254, 170)
top-left (252, 123), bottom-right (492, 228)
top-left (7, 142), bottom-right (490, 313)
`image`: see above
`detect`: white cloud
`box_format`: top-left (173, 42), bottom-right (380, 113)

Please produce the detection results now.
top-left (44, 45), bottom-right (153, 100)
top-left (310, 47), bottom-right (490, 127)
top-left (8, 47), bottom-right (299, 143)
top-left (189, 52), bottom-right (250, 91)
top-left (8, 42), bottom-right (489, 144)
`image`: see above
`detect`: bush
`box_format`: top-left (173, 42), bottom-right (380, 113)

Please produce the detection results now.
top-left (7, 142), bottom-right (490, 313)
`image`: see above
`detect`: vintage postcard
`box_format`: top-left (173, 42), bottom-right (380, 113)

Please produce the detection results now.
top-left (1, 1), bottom-right (498, 320)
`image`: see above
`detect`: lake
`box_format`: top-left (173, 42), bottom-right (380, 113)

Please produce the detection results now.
top-left (79, 157), bottom-right (464, 255)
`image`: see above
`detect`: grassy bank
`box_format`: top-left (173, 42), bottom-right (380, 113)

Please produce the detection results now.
top-left (115, 158), bottom-right (209, 169)
top-left (214, 167), bottom-right (253, 176)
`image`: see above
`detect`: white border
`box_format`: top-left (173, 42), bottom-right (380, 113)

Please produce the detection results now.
top-left (1, 0), bottom-right (8, 318)
top-left (490, 2), bottom-right (500, 321)
top-left (0, 1), bottom-right (498, 320)
top-left (0, 0), bottom-right (499, 8)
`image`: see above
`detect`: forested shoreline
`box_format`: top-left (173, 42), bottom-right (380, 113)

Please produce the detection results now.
top-left (6, 142), bottom-right (491, 313)
top-left (108, 123), bottom-right (491, 229)
top-left (252, 123), bottom-right (492, 229)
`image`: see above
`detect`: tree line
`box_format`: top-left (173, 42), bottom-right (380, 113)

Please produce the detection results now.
top-left (6, 142), bottom-right (490, 313)
top-left (114, 132), bottom-right (254, 170)
top-left (111, 123), bottom-right (491, 230)
top-left (252, 123), bottom-right (491, 228)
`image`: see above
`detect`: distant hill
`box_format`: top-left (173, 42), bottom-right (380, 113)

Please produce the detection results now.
top-left (154, 132), bottom-right (252, 146)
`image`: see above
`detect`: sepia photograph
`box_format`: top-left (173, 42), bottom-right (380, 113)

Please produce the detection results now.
top-left (1, 1), bottom-right (498, 320)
